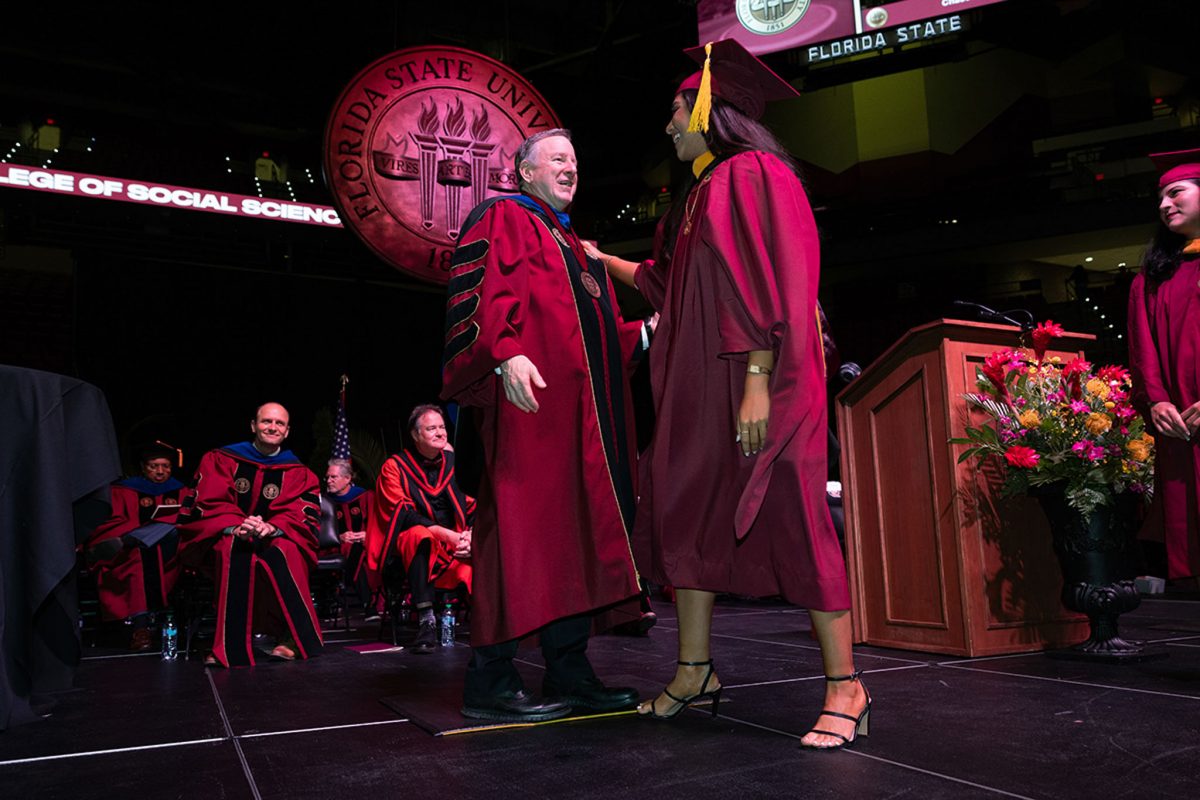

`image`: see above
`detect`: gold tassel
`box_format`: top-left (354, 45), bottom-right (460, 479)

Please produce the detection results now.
top-left (688, 41), bottom-right (714, 134)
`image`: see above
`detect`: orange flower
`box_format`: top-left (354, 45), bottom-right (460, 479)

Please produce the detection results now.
top-left (1126, 441), bottom-right (1150, 462)
top-left (1085, 378), bottom-right (1110, 399)
top-left (1018, 410), bottom-right (1041, 428)
top-left (1084, 412), bottom-right (1112, 435)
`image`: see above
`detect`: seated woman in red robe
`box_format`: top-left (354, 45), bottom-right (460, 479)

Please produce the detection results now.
top-left (588, 40), bottom-right (867, 750)
top-left (1127, 148), bottom-right (1200, 584)
top-left (366, 404), bottom-right (473, 653)
top-left (84, 441), bottom-right (188, 650)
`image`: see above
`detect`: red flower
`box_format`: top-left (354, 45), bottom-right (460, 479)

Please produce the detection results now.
top-left (981, 350), bottom-right (1017, 400)
top-left (1004, 445), bottom-right (1040, 468)
top-left (1096, 365), bottom-right (1130, 385)
top-left (1061, 357), bottom-right (1092, 400)
top-left (1031, 320), bottom-right (1065, 361)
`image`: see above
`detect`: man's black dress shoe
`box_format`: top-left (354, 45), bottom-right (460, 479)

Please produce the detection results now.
top-left (543, 678), bottom-right (639, 712)
top-left (460, 690), bottom-right (572, 722)
top-left (411, 619), bottom-right (437, 654)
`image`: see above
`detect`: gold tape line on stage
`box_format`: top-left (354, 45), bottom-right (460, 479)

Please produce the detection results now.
top-left (436, 708), bottom-right (638, 736)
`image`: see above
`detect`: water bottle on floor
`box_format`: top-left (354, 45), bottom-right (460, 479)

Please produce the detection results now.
top-left (161, 612), bottom-right (178, 661)
top-left (440, 603), bottom-right (455, 647)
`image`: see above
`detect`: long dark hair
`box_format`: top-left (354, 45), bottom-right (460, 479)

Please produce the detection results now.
top-left (1142, 178), bottom-right (1199, 285)
top-left (659, 90), bottom-right (803, 265)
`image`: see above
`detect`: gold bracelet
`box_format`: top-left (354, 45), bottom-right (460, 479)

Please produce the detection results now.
top-left (746, 364), bottom-right (772, 375)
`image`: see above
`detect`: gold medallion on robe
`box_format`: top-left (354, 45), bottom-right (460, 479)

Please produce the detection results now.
top-left (580, 272), bottom-right (603, 298)
top-left (234, 478), bottom-right (251, 494)
top-left (262, 484), bottom-right (280, 500)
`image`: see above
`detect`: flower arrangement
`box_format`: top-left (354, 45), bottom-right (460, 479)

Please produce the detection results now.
top-left (952, 321), bottom-right (1155, 521)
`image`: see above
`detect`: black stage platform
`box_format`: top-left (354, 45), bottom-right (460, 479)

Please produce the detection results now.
top-left (3, 597), bottom-right (1199, 799)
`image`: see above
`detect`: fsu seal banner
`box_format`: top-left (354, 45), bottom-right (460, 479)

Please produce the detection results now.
top-left (324, 46), bottom-right (561, 284)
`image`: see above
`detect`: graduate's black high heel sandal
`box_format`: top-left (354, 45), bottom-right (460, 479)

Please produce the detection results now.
top-left (640, 659), bottom-right (722, 720)
top-left (800, 669), bottom-right (871, 750)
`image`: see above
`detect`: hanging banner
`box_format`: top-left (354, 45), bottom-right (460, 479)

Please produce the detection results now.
top-left (862, 0), bottom-right (1007, 31)
top-left (0, 164), bottom-right (343, 227)
top-left (324, 46), bottom-right (561, 285)
top-left (696, 0), bottom-right (1007, 55)
top-left (697, 0), bottom-right (860, 55)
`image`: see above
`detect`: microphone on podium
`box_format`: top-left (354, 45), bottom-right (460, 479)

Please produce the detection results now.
top-left (951, 300), bottom-right (1035, 332)
top-left (837, 362), bottom-right (862, 384)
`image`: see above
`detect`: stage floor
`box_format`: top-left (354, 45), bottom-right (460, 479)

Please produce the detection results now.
top-left (3, 596), bottom-right (1199, 799)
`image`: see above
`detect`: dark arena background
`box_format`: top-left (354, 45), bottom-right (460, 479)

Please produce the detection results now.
top-left (2, 2), bottom-right (1199, 798)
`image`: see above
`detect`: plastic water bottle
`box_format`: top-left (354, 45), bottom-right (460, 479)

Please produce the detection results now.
top-left (439, 604), bottom-right (455, 647)
top-left (161, 612), bottom-right (178, 661)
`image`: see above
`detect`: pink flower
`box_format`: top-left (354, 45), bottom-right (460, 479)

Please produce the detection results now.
top-left (1005, 446), bottom-right (1040, 468)
top-left (1069, 400), bottom-right (1090, 414)
top-left (1114, 405), bottom-right (1137, 421)
top-left (1071, 441), bottom-right (1105, 461)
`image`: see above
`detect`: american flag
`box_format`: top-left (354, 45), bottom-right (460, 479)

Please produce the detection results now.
top-left (332, 374), bottom-right (351, 460)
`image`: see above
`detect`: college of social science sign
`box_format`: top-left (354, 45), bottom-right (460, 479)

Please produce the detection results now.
top-left (698, 0), bottom-right (1008, 58)
top-left (324, 46), bottom-right (560, 285)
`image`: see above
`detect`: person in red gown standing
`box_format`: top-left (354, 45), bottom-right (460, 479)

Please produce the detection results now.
top-left (442, 130), bottom-right (651, 722)
top-left (1127, 148), bottom-right (1200, 584)
top-left (588, 40), bottom-right (868, 749)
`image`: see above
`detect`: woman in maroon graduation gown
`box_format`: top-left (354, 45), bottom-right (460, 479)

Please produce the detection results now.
top-left (589, 40), bottom-right (868, 749)
top-left (1127, 149), bottom-right (1200, 582)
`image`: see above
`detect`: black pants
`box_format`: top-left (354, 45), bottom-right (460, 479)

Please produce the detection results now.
top-left (463, 613), bottom-right (596, 703)
top-left (407, 540), bottom-right (433, 608)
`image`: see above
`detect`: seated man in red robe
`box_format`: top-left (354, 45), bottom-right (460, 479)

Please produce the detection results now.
top-left (84, 441), bottom-right (188, 650)
top-left (177, 402), bottom-right (323, 667)
top-left (323, 458), bottom-right (375, 616)
top-left (366, 404), bottom-right (473, 654)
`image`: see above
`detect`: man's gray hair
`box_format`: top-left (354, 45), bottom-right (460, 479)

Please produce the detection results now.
top-left (514, 128), bottom-right (572, 190)
top-left (327, 458), bottom-right (353, 478)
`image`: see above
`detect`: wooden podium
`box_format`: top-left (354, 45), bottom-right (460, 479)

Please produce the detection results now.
top-left (836, 319), bottom-right (1094, 657)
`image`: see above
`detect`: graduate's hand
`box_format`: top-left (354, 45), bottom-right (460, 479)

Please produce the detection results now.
top-left (500, 355), bottom-right (546, 413)
top-left (582, 240), bottom-right (607, 262)
top-left (738, 379), bottom-right (770, 456)
top-left (647, 312), bottom-right (660, 335)
top-left (1180, 401), bottom-right (1200, 439)
top-left (1152, 401), bottom-right (1191, 440)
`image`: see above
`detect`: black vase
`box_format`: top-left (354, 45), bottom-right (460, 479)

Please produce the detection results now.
top-left (1032, 486), bottom-right (1146, 660)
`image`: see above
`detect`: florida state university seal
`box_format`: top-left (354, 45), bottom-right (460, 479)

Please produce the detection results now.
top-left (325, 46), bottom-right (561, 285)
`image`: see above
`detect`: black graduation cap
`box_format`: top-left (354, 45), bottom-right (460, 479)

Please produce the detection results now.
top-left (1149, 148), bottom-right (1200, 189)
top-left (138, 440), bottom-right (182, 467)
top-left (676, 39), bottom-right (800, 129)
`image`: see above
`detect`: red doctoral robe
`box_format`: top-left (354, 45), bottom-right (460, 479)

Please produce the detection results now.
top-left (364, 450), bottom-right (473, 593)
top-left (442, 196), bottom-right (643, 646)
top-left (86, 477), bottom-right (188, 621)
top-left (326, 486), bottom-right (373, 583)
top-left (633, 151), bottom-right (850, 611)
top-left (177, 443), bottom-right (323, 666)
top-left (1128, 258), bottom-right (1200, 578)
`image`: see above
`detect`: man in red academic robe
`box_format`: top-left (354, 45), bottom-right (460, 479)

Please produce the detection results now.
top-left (177, 402), bottom-right (323, 667)
top-left (85, 441), bottom-right (188, 650)
top-left (442, 129), bottom-right (651, 722)
top-left (323, 459), bottom-right (375, 614)
top-left (365, 404), bottom-right (473, 654)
